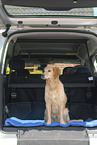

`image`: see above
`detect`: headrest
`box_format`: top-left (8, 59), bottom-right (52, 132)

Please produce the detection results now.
top-left (63, 65), bottom-right (91, 75)
top-left (9, 55), bottom-right (25, 71)
top-left (38, 64), bottom-right (47, 70)
top-left (63, 67), bottom-right (73, 75)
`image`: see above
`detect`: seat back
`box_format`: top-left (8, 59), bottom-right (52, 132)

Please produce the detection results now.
top-left (6, 56), bottom-right (45, 104)
top-left (7, 102), bottom-right (45, 120)
top-left (9, 55), bottom-right (29, 76)
top-left (60, 65), bottom-right (94, 103)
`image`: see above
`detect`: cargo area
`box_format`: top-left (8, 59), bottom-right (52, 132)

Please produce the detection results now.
top-left (3, 31), bottom-right (97, 129)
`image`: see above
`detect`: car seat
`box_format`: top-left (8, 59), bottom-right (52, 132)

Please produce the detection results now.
top-left (59, 65), bottom-right (95, 120)
top-left (9, 55), bottom-right (29, 76)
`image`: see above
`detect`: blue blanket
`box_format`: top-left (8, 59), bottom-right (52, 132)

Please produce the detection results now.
top-left (5, 117), bottom-right (97, 127)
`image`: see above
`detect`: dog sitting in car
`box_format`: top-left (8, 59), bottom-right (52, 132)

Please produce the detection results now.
top-left (41, 64), bottom-right (83, 125)
top-left (41, 64), bottom-right (69, 125)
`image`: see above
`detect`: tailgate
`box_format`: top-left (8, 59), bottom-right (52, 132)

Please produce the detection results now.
top-left (17, 127), bottom-right (89, 145)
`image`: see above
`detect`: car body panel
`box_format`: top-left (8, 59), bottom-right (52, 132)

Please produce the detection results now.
top-left (2, 0), bottom-right (97, 10)
top-left (0, 131), bottom-right (17, 145)
top-left (0, 0), bottom-right (97, 30)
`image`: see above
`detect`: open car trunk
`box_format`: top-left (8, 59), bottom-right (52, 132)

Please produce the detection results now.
top-left (2, 30), bottom-right (97, 144)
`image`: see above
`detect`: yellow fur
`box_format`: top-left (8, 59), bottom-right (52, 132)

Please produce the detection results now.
top-left (43, 65), bottom-right (69, 125)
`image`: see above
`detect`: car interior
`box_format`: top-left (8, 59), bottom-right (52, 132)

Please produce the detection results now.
top-left (3, 31), bottom-right (97, 128)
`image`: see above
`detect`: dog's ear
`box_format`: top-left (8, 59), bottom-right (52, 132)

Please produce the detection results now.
top-left (53, 67), bottom-right (61, 79)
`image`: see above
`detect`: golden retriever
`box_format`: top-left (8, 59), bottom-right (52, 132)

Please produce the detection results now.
top-left (42, 65), bottom-right (83, 125)
top-left (42, 65), bottom-right (69, 125)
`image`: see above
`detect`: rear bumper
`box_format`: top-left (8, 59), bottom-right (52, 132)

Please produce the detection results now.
top-left (0, 131), bottom-right (17, 145)
top-left (1, 127), bottom-right (97, 145)
top-left (17, 127), bottom-right (89, 145)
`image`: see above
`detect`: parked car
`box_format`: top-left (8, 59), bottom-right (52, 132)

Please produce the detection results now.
top-left (0, 0), bottom-right (97, 145)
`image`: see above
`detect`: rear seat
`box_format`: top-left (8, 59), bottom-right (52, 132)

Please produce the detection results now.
top-left (59, 65), bottom-right (94, 103)
top-left (9, 55), bottom-right (30, 77)
top-left (6, 102), bottom-right (97, 121)
top-left (5, 56), bottom-right (45, 104)
top-left (60, 65), bottom-right (96, 120)
top-left (5, 63), bottom-right (96, 121)
top-left (7, 102), bottom-right (45, 120)
top-left (5, 56), bottom-right (45, 120)
top-left (60, 65), bottom-right (93, 84)
top-left (8, 74), bottom-right (45, 88)
top-left (6, 75), bottom-right (45, 103)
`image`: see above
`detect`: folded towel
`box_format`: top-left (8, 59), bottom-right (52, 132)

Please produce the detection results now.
top-left (5, 117), bottom-right (97, 127)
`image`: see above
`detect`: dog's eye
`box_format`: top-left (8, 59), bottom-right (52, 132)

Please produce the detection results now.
top-left (48, 70), bottom-right (51, 72)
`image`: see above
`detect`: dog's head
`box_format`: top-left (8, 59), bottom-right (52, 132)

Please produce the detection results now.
top-left (41, 65), bottom-right (61, 79)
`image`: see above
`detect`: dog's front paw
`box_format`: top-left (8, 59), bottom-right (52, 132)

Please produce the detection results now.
top-left (60, 120), bottom-right (66, 125)
top-left (47, 120), bottom-right (51, 125)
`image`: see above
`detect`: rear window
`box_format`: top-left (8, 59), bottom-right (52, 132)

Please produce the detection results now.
top-left (6, 63), bottom-right (80, 75)
top-left (4, 5), bottom-right (97, 16)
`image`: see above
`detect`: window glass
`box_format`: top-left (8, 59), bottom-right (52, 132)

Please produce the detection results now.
top-left (6, 63), bottom-right (79, 75)
top-left (4, 5), bottom-right (96, 16)
top-left (94, 58), bottom-right (97, 73)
